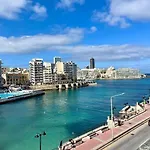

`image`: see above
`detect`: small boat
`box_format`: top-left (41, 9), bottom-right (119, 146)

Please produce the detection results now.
top-left (87, 80), bottom-right (97, 86)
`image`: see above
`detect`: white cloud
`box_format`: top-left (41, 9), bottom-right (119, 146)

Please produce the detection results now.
top-left (90, 26), bottom-right (97, 33)
top-left (52, 44), bottom-right (150, 61)
top-left (0, 0), bottom-right (47, 20)
top-left (0, 0), bottom-right (29, 19)
top-left (56, 0), bottom-right (84, 10)
top-left (30, 3), bottom-right (47, 19)
top-left (92, 0), bottom-right (150, 28)
top-left (0, 28), bottom-right (84, 53)
top-left (0, 28), bottom-right (150, 62)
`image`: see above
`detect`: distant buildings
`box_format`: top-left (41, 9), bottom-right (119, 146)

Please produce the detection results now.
top-left (29, 57), bottom-right (77, 85)
top-left (77, 67), bottom-right (145, 80)
top-left (54, 57), bottom-right (61, 64)
top-left (2, 72), bottom-right (29, 85)
top-left (90, 58), bottom-right (95, 69)
top-left (29, 58), bottom-right (43, 85)
top-left (1, 67), bottom-right (29, 86)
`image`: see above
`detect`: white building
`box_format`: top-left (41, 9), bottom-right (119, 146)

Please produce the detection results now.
top-left (43, 62), bottom-right (55, 84)
top-left (113, 68), bottom-right (142, 79)
top-left (29, 59), bottom-right (43, 85)
top-left (55, 62), bottom-right (65, 74)
top-left (0, 60), bottom-right (2, 87)
top-left (54, 57), bottom-right (61, 64)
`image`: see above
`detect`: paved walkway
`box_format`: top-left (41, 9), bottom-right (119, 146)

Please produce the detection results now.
top-left (62, 104), bottom-right (150, 150)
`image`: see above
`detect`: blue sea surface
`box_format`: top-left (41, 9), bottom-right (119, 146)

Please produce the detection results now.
top-left (0, 79), bottom-right (150, 150)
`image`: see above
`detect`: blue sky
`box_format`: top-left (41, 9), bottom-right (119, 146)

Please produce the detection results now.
top-left (0, 0), bottom-right (150, 72)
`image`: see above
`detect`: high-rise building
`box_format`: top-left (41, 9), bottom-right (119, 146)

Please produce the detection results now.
top-left (29, 58), bottom-right (43, 85)
top-left (54, 57), bottom-right (61, 64)
top-left (90, 58), bottom-right (95, 69)
top-left (55, 61), bottom-right (77, 81)
top-left (65, 61), bottom-right (77, 81)
top-left (55, 62), bottom-right (65, 74)
top-left (0, 60), bottom-right (2, 87)
top-left (43, 62), bottom-right (55, 83)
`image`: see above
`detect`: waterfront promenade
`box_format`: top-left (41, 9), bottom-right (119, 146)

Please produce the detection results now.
top-left (61, 104), bottom-right (150, 150)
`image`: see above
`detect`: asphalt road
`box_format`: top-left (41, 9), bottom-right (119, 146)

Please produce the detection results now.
top-left (104, 122), bottom-right (150, 150)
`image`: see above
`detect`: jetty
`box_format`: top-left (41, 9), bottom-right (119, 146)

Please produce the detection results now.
top-left (59, 100), bottom-right (150, 150)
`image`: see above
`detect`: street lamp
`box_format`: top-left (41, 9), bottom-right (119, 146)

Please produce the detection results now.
top-left (35, 131), bottom-right (46, 150)
top-left (110, 93), bottom-right (125, 140)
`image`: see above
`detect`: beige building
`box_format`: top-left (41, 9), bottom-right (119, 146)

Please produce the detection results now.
top-left (2, 72), bottom-right (29, 85)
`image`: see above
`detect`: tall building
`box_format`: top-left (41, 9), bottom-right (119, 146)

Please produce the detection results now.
top-left (29, 59), bottom-right (43, 85)
top-left (90, 58), bottom-right (95, 69)
top-left (65, 61), bottom-right (77, 81)
top-left (55, 62), bottom-right (65, 74)
top-left (43, 62), bottom-right (55, 83)
top-left (55, 61), bottom-right (77, 81)
top-left (0, 60), bottom-right (2, 87)
top-left (54, 57), bottom-right (61, 64)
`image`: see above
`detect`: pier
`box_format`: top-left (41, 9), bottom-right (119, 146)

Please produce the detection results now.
top-left (59, 102), bottom-right (150, 150)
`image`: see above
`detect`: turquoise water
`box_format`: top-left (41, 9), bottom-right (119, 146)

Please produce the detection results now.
top-left (0, 93), bottom-right (17, 99)
top-left (0, 91), bottom-right (27, 99)
top-left (0, 79), bottom-right (150, 150)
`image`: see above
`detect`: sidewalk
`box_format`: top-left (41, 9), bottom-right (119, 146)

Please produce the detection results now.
top-left (62, 104), bottom-right (150, 150)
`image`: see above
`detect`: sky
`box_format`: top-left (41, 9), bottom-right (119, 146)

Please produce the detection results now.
top-left (0, 0), bottom-right (150, 72)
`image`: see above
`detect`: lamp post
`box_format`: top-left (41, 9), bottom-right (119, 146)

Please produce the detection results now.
top-left (110, 93), bottom-right (125, 140)
top-left (35, 131), bottom-right (46, 150)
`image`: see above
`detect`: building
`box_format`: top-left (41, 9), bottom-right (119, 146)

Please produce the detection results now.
top-left (29, 59), bottom-right (43, 85)
top-left (112, 68), bottom-right (142, 79)
top-left (54, 57), bottom-right (61, 64)
top-left (65, 61), bottom-right (77, 81)
top-left (90, 58), bottom-right (95, 69)
top-left (43, 62), bottom-right (55, 84)
top-left (55, 62), bottom-right (65, 74)
top-left (0, 60), bottom-right (1, 87)
top-left (2, 72), bottom-right (29, 85)
top-left (55, 61), bottom-right (77, 81)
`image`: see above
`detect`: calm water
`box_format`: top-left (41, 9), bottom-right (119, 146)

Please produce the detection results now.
top-left (0, 79), bottom-right (150, 150)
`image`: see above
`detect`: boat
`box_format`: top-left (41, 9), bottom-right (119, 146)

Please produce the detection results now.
top-left (86, 80), bottom-right (97, 86)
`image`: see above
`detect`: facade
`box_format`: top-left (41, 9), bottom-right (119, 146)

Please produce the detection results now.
top-left (43, 62), bottom-right (55, 83)
top-left (54, 57), bottom-right (61, 64)
top-left (113, 68), bottom-right (142, 79)
top-left (55, 62), bottom-right (65, 74)
top-left (2, 72), bottom-right (29, 85)
top-left (90, 58), bottom-right (95, 69)
top-left (0, 60), bottom-right (2, 87)
top-left (65, 61), bottom-right (77, 81)
top-left (29, 59), bottom-right (43, 85)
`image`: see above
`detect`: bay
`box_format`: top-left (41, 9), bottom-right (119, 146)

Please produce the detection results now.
top-left (0, 79), bottom-right (150, 150)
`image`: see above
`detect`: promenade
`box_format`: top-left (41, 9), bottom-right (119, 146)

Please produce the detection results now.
top-left (61, 104), bottom-right (150, 150)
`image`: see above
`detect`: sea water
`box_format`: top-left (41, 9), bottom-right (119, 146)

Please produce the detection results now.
top-left (0, 79), bottom-right (150, 150)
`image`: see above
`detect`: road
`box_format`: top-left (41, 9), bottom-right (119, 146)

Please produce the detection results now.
top-left (104, 122), bottom-right (150, 150)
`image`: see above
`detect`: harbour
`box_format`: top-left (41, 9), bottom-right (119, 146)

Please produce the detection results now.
top-left (0, 79), bottom-right (150, 150)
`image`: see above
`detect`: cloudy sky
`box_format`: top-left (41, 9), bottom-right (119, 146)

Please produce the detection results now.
top-left (0, 0), bottom-right (150, 72)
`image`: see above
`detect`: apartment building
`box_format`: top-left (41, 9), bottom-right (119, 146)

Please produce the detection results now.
top-left (29, 59), bottom-right (43, 85)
